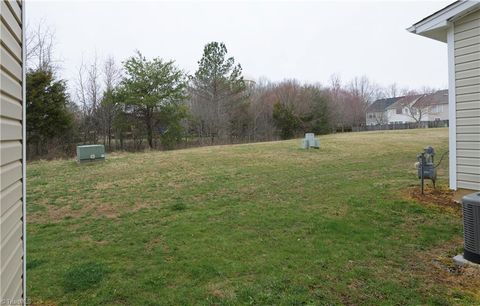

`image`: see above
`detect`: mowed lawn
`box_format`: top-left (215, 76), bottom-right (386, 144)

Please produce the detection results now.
top-left (27, 128), bottom-right (475, 305)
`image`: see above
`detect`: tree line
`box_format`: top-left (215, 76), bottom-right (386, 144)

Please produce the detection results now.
top-left (25, 25), bottom-right (427, 159)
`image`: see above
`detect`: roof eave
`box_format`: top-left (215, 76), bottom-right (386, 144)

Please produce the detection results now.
top-left (407, 1), bottom-right (480, 43)
top-left (409, 22), bottom-right (449, 43)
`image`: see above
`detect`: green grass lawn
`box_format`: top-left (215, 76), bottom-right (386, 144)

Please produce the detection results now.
top-left (26, 128), bottom-right (476, 305)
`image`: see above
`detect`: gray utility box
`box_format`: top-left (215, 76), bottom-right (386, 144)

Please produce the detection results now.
top-left (301, 133), bottom-right (320, 149)
top-left (462, 192), bottom-right (480, 264)
top-left (77, 145), bottom-right (105, 163)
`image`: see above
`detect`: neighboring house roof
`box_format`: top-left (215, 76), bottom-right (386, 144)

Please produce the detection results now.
top-left (407, 0), bottom-right (480, 42)
top-left (386, 94), bottom-right (424, 110)
top-left (413, 90), bottom-right (449, 108)
top-left (382, 90), bottom-right (449, 110)
top-left (366, 97), bottom-right (403, 113)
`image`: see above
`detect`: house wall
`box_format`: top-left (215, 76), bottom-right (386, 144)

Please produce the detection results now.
top-left (423, 103), bottom-right (450, 121)
top-left (386, 108), bottom-right (416, 124)
top-left (0, 0), bottom-right (24, 302)
top-left (366, 112), bottom-right (386, 125)
top-left (454, 8), bottom-right (480, 191)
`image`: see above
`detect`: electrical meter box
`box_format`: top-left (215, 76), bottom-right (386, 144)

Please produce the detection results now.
top-left (77, 145), bottom-right (105, 163)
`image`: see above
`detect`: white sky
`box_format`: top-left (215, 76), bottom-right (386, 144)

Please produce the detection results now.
top-left (27, 0), bottom-right (452, 91)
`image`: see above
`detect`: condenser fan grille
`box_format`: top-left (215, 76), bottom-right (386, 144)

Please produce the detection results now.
top-left (463, 203), bottom-right (479, 253)
top-left (462, 193), bottom-right (480, 264)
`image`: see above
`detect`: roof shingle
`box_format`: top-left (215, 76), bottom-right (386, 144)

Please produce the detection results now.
top-left (367, 97), bottom-right (403, 113)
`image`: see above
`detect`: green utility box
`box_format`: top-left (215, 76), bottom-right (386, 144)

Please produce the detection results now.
top-left (77, 145), bottom-right (105, 163)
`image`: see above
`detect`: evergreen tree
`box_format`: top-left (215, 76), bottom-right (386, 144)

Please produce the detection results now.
top-left (306, 87), bottom-right (331, 135)
top-left (272, 102), bottom-right (301, 139)
top-left (26, 69), bottom-right (74, 156)
top-left (190, 42), bottom-right (248, 140)
top-left (119, 51), bottom-right (188, 149)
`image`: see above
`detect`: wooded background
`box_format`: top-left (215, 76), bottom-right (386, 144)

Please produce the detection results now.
top-left (26, 24), bottom-right (438, 159)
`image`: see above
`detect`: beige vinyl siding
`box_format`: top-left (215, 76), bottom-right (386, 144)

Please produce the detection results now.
top-left (454, 9), bottom-right (480, 191)
top-left (0, 0), bottom-right (24, 302)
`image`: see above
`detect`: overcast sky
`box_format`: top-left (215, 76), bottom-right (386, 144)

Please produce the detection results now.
top-left (28, 0), bottom-right (452, 92)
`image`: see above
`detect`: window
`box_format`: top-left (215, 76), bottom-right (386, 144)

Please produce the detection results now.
top-left (396, 108), bottom-right (402, 114)
top-left (431, 105), bottom-right (443, 113)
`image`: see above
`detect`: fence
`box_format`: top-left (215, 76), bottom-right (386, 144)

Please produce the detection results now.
top-left (353, 120), bottom-right (449, 132)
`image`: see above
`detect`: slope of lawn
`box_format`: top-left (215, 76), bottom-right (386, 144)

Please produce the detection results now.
top-left (27, 128), bottom-right (474, 305)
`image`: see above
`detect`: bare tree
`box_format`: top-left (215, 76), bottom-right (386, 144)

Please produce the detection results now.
top-left (274, 80), bottom-right (302, 109)
top-left (403, 87), bottom-right (441, 125)
top-left (398, 91), bottom-right (427, 124)
top-left (348, 76), bottom-right (374, 104)
top-left (327, 74), bottom-right (345, 131)
top-left (75, 54), bottom-right (103, 143)
top-left (26, 20), bottom-right (58, 72)
top-left (75, 58), bottom-right (88, 116)
top-left (419, 86), bottom-right (438, 95)
top-left (327, 75), bottom-right (373, 130)
top-left (103, 56), bottom-right (122, 91)
top-left (87, 54), bottom-right (102, 111)
top-left (372, 109), bottom-right (390, 125)
top-left (100, 56), bottom-right (122, 148)
top-left (247, 78), bottom-right (276, 141)
top-left (385, 83), bottom-right (399, 98)
top-left (336, 89), bottom-right (364, 130)
top-left (329, 74), bottom-right (342, 98)
top-left (75, 59), bottom-right (91, 143)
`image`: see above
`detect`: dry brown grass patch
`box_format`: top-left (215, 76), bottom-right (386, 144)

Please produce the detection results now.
top-left (404, 185), bottom-right (460, 214)
top-left (410, 238), bottom-right (480, 302)
top-left (144, 236), bottom-right (170, 254)
top-left (30, 200), bottom-right (151, 223)
top-left (207, 281), bottom-right (236, 300)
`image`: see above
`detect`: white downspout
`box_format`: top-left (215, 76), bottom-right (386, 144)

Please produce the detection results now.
top-left (447, 24), bottom-right (457, 190)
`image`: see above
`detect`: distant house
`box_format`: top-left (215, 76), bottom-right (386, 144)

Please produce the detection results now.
top-left (385, 90), bottom-right (449, 124)
top-left (408, 0), bottom-right (480, 191)
top-left (413, 89), bottom-right (449, 122)
top-left (385, 94), bottom-right (424, 124)
top-left (367, 90), bottom-right (450, 125)
top-left (366, 97), bottom-right (402, 125)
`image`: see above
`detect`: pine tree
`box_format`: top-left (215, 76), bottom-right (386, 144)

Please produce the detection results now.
top-left (26, 69), bottom-right (74, 156)
top-left (190, 42), bottom-right (248, 140)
